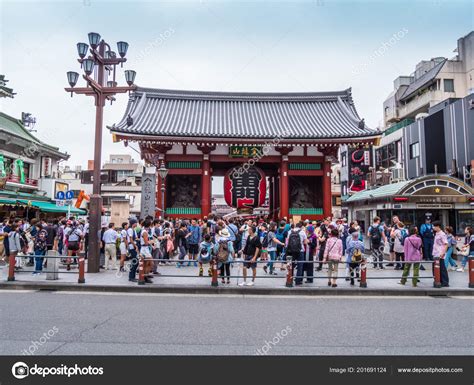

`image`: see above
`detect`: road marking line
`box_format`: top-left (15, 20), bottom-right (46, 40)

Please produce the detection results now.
top-left (30, 291), bottom-right (469, 300)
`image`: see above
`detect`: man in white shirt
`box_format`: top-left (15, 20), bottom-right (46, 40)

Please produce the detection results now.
top-left (102, 223), bottom-right (118, 270)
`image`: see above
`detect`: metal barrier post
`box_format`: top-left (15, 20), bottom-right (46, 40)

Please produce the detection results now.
top-left (359, 258), bottom-right (367, 288)
top-left (468, 256), bottom-right (474, 289)
top-left (138, 254), bottom-right (145, 285)
top-left (285, 260), bottom-right (293, 288)
top-left (7, 254), bottom-right (15, 281)
top-left (433, 256), bottom-right (441, 288)
top-left (211, 258), bottom-right (218, 287)
top-left (78, 253), bottom-right (85, 284)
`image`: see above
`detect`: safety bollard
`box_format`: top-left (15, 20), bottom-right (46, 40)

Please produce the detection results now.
top-left (211, 258), bottom-right (218, 287)
top-left (285, 261), bottom-right (293, 288)
top-left (469, 256), bottom-right (474, 289)
top-left (138, 254), bottom-right (145, 285)
top-left (433, 256), bottom-right (442, 288)
top-left (7, 254), bottom-right (15, 281)
top-left (359, 258), bottom-right (367, 288)
top-left (78, 255), bottom-right (85, 284)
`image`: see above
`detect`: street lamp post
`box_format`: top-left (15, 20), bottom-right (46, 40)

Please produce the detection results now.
top-left (158, 161), bottom-right (168, 219)
top-left (65, 32), bottom-right (137, 273)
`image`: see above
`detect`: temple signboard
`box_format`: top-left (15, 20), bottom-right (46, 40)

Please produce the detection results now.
top-left (229, 146), bottom-right (263, 158)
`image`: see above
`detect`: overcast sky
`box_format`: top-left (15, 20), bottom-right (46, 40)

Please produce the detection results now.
top-left (1, 0), bottom-right (472, 170)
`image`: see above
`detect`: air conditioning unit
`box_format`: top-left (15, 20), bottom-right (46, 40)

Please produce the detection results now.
top-left (391, 167), bottom-right (405, 182)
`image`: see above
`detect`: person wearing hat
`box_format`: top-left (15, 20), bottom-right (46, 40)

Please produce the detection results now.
top-left (214, 227), bottom-right (234, 284)
top-left (420, 215), bottom-right (434, 270)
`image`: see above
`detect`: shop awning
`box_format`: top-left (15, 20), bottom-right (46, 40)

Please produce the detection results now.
top-left (0, 198), bottom-right (17, 205)
top-left (16, 200), bottom-right (86, 215)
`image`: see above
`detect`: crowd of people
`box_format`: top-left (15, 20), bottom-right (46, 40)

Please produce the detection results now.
top-left (0, 214), bottom-right (473, 287)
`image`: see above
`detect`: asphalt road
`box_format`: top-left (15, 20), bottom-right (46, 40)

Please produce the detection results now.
top-left (0, 290), bottom-right (472, 355)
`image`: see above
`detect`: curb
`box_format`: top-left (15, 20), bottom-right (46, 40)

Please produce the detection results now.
top-left (0, 281), bottom-right (472, 296)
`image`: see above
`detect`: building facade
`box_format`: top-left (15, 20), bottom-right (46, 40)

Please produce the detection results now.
top-left (80, 154), bottom-right (143, 217)
top-left (0, 111), bottom-right (85, 218)
top-left (383, 31), bottom-right (473, 128)
top-left (110, 87), bottom-right (380, 220)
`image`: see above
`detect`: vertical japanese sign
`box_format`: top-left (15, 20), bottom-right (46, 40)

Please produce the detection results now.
top-left (140, 172), bottom-right (156, 218)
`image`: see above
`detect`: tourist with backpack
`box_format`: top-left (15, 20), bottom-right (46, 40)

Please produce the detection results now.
top-left (227, 218), bottom-right (241, 251)
top-left (275, 221), bottom-right (289, 271)
top-left (285, 222), bottom-right (307, 286)
top-left (198, 233), bottom-right (214, 277)
top-left (33, 224), bottom-right (48, 275)
top-left (367, 216), bottom-right (386, 269)
top-left (239, 225), bottom-right (261, 286)
top-left (444, 226), bottom-right (459, 271)
top-left (263, 222), bottom-right (284, 275)
top-left (339, 218), bottom-right (349, 255)
top-left (175, 222), bottom-right (189, 268)
top-left (346, 228), bottom-right (365, 286)
top-left (456, 226), bottom-right (473, 273)
top-left (64, 220), bottom-right (83, 271)
top-left (323, 228), bottom-right (343, 287)
top-left (316, 219), bottom-right (329, 271)
top-left (8, 223), bottom-right (23, 271)
top-left (399, 226), bottom-right (423, 287)
top-left (187, 219), bottom-right (201, 267)
top-left (214, 228), bottom-right (234, 284)
top-left (391, 222), bottom-right (408, 270)
top-left (259, 223), bottom-right (269, 262)
top-left (303, 225), bottom-right (318, 283)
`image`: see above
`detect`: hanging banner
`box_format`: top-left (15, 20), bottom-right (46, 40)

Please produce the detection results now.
top-left (0, 155), bottom-right (6, 178)
top-left (16, 159), bottom-right (25, 183)
top-left (224, 166), bottom-right (266, 209)
top-left (349, 147), bottom-right (371, 193)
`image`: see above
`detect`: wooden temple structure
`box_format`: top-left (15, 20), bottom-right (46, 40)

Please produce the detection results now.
top-left (109, 87), bottom-right (380, 220)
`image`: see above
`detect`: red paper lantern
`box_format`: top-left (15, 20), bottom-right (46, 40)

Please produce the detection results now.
top-left (224, 166), bottom-right (266, 209)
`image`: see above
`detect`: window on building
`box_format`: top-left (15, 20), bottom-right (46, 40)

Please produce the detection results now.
top-left (410, 142), bottom-right (420, 159)
top-left (102, 196), bottom-right (126, 206)
top-left (116, 170), bottom-right (134, 181)
top-left (444, 79), bottom-right (454, 93)
top-left (375, 141), bottom-right (399, 169)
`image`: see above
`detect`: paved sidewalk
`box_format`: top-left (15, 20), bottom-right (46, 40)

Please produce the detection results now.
top-left (1, 257), bottom-right (472, 296)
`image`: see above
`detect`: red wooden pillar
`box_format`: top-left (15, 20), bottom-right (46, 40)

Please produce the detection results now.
top-left (276, 147), bottom-right (292, 221)
top-left (198, 145), bottom-right (215, 219)
top-left (323, 158), bottom-right (332, 219)
top-left (280, 157), bottom-right (289, 220)
top-left (269, 177), bottom-right (274, 218)
top-left (202, 155), bottom-right (211, 218)
top-left (153, 144), bottom-right (171, 219)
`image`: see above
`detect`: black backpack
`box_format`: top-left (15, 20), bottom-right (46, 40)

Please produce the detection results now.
top-left (262, 233), bottom-right (270, 248)
top-left (287, 231), bottom-right (301, 253)
top-left (370, 225), bottom-right (382, 246)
